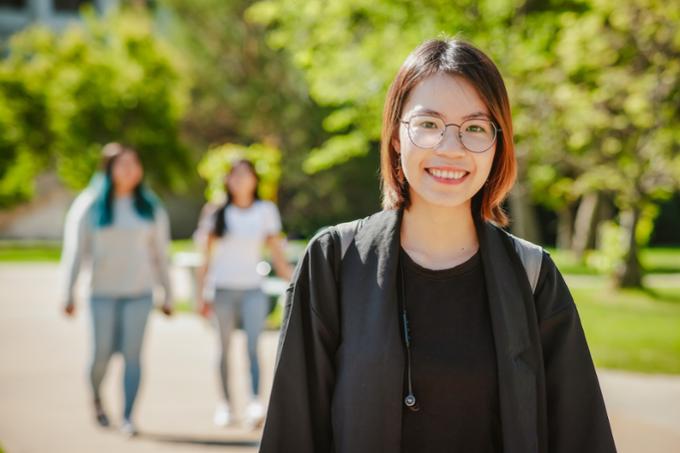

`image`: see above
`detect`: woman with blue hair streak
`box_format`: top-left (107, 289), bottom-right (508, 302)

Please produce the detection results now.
top-left (60, 142), bottom-right (173, 437)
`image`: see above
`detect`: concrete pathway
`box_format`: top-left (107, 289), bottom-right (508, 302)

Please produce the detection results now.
top-left (1, 263), bottom-right (679, 453)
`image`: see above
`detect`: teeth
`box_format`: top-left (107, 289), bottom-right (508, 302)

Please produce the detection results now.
top-left (429, 168), bottom-right (467, 180)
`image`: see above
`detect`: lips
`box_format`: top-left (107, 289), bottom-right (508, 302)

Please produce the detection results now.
top-left (425, 167), bottom-right (470, 182)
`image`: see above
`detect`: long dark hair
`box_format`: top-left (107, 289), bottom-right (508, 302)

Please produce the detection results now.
top-left (212, 159), bottom-right (260, 237)
top-left (93, 143), bottom-right (157, 228)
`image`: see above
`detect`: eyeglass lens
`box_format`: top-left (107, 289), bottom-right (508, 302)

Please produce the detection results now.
top-left (406, 115), bottom-right (497, 153)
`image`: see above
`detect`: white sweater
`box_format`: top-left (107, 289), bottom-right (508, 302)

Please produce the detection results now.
top-left (60, 192), bottom-right (172, 306)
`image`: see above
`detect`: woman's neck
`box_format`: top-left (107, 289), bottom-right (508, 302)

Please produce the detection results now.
top-left (231, 194), bottom-right (255, 208)
top-left (400, 196), bottom-right (479, 270)
top-left (114, 187), bottom-right (134, 198)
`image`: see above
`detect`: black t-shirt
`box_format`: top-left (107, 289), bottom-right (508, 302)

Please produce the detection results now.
top-left (399, 247), bottom-right (502, 453)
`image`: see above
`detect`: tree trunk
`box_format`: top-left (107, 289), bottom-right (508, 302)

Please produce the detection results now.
top-left (556, 205), bottom-right (573, 250)
top-left (572, 192), bottom-right (601, 259)
top-left (614, 207), bottom-right (644, 288)
top-left (508, 183), bottom-right (541, 244)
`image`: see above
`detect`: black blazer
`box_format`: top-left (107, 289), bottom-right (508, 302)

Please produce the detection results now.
top-left (260, 209), bottom-right (617, 453)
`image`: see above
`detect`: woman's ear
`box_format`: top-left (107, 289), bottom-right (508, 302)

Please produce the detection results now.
top-left (392, 134), bottom-right (401, 154)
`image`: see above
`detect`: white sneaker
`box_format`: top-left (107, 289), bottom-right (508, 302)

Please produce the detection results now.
top-left (244, 400), bottom-right (265, 429)
top-left (119, 419), bottom-right (138, 438)
top-left (213, 401), bottom-right (232, 427)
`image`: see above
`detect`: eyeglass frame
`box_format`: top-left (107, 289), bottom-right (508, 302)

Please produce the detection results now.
top-left (400, 115), bottom-right (501, 153)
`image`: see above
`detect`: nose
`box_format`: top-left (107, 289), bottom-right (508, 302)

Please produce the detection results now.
top-left (435, 126), bottom-right (466, 156)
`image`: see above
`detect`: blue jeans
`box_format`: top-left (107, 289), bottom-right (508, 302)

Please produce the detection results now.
top-left (89, 294), bottom-right (152, 420)
top-left (213, 288), bottom-right (268, 401)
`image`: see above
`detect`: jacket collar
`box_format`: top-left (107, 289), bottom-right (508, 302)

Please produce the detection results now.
top-left (351, 207), bottom-right (538, 453)
top-left (352, 208), bottom-right (530, 355)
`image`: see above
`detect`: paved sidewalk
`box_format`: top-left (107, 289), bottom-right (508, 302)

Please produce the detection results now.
top-left (1, 263), bottom-right (679, 453)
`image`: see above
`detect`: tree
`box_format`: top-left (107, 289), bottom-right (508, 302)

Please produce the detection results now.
top-left (0, 7), bottom-right (192, 206)
top-left (246, 0), bottom-right (587, 241)
top-left (248, 0), bottom-right (680, 286)
top-left (158, 0), bottom-right (384, 236)
top-left (548, 0), bottom-right (680, 287)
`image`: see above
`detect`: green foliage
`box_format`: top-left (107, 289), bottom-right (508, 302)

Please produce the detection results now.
top-left (587, 203), bottom-right (662, 274)
top-left (587, 220), bottom-right (627, 274)
top-left (159, 0), bottom-right (323, 151)
top-left (548, 0), bottom-right (680, 210)
top-left (246, 0), bottom-right (470, 171)
top-left (197, 142), bottom-right (282, 203)
top-left (160, 0), bottom-right (383, 236)
top-left (0, 7), bottom-right (191, 207)
top-left (0, 32), bottom-right (53, 206)
top-left (247, 0), bottom-right (679, 283)
top-left (247, 0), bottom-right (679, 191)
top-left (246, 0), bottom-right (588, 174)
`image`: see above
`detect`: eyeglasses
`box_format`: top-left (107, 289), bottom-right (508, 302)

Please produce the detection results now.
top-left (401, 115), bottom-right (500, 153)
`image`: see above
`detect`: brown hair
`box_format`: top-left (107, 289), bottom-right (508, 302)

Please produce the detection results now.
top-left (380, 39), bottom-right (516, 226)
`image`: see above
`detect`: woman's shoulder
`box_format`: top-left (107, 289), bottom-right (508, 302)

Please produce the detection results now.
top-left (310, 210), bottom-right (398, 250)
top-left (254, 199), bottom-right (279, 211)
top-left (328, 209), bottom-right (395, 235)
top-left (66, 189), bottom-right (99, 225)
top-left (305, 210), bottom-right (388, 257)
top-left (498, 230), bottom-right (571, 320)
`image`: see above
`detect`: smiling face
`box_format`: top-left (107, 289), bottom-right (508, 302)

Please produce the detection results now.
top-left (227, 161), bottom-right (258, 203)
top-left (394, 72), bottom-right (497, 211)
top-left (111, 150), bottom-right (143, 194)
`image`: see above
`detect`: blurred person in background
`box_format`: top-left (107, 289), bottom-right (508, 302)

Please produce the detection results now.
top-left (195, 159), bottom-right (292, 429)
top-left (60, 143), bottom-right (173, 437)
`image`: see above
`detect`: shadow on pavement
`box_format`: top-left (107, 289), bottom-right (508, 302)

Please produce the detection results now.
top-left (139, 432), bottom-right (260, 448)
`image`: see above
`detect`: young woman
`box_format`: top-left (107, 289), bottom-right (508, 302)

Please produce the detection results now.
top-left (61, 143), bottom-right (173, 437)
top-left (260, 40), bottom-right (617, 452)
top-left (196, 159), bottom-right (292, 428)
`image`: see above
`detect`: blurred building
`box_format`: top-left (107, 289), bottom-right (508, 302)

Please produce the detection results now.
top-left (0, 0), bottom-right (117, 39)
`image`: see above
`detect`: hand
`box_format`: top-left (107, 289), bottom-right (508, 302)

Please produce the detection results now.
top-left (160, 303), bottom-right (173, 317)
top-left (198, 299), bottom-right (213, 319)
top-left (63, 303), bottom-right (76, 317)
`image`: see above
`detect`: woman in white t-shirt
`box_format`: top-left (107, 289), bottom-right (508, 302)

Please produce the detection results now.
top-left (196, 159), bottom-right (292, 429)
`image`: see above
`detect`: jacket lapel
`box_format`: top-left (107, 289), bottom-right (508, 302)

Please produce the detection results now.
top-left (476, 218), bottom-right (539, 453)
top-left (338, 209), bottom-right (404, 452)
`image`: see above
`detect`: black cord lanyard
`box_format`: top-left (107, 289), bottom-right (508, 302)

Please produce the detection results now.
top-left (399, 257), bottom-right (420, 412)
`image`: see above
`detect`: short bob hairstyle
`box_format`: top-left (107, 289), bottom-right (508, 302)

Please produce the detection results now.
top-left (380, 39), bottom-right (517, 227)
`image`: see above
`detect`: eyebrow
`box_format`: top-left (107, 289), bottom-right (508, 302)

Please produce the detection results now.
top-left (407, 108), bottom-right (491, 122)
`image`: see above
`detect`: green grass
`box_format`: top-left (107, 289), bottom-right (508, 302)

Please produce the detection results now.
top-left (170, 239), bottom-right (195, 254)
top-left (4, 239), bottom-right (678, 274)
top-left (548, 246), bottom-right (680, 275)
top-left (569, 278), bottom-right (680, 374)
top-left (0, 241), bottom-right (61, 262)
top-left (546, 248), bottom-right (594, 274)
top-left (640, 247), bottom-right (680, 274)
top-left (0, 239), bottom-right (197, 262)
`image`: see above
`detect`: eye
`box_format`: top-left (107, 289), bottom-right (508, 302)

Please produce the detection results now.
top-left (412, 116), bottom-right (442, 130)
top-left (466, 124), bottom-right (487, 133)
